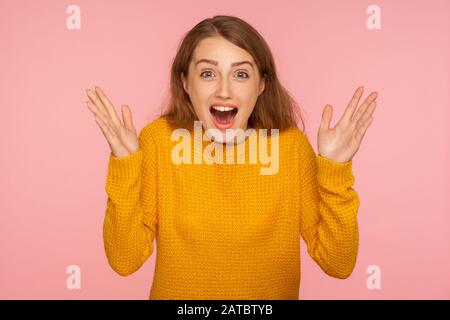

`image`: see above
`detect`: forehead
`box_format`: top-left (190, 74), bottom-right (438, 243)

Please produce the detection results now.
top-left (192, 36), bottom-right (254, 63)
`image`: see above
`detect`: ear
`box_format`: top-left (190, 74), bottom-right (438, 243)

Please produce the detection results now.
top-left (258, 74), bottom-right (266, 96)
top-left (181, 72), bottom-right (188, 94)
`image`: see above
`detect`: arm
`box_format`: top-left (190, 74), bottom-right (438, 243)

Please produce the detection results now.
top-left (103, 126), bottom-right (158, 276)
top-left (298, 132), bottom-right (359, 279)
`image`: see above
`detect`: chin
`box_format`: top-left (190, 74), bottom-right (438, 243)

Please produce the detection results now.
top-left (205, 121), bottom-right (249, 145)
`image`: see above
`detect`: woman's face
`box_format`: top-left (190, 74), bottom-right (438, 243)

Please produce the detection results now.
top-left (181, 36), bottom-right (265, 144)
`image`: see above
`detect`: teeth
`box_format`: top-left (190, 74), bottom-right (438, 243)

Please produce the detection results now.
top-left (211, 105), bottom-right (236, 112)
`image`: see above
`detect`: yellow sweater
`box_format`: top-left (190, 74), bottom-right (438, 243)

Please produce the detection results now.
top-left (103, 116), bottom-right (359, 300)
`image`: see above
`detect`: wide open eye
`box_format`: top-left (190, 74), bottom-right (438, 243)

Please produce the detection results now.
top-left (236, 71), bottom-right (249, 79)
top-left (200, 71), bottom-right (214, 78)
top-left (200, 70), bottom-right (249, 79)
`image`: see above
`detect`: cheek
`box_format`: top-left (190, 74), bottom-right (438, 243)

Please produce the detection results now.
top-left (240, 91), bottom-right (258, 110)
top-left (242, 105), bottom-right (256, 117)
top-left (239, 83), bottom-right (259, 99)
top-left (191, 84), bottom-right (214, 102)
top-left (188, 85), bottom-right (206, 104)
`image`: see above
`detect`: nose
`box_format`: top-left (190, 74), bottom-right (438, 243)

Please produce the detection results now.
top-left (215, 78), bottom-right (233, 99)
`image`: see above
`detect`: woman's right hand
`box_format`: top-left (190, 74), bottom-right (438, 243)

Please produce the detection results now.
top-left (84, 86), bottom-right (139, 158)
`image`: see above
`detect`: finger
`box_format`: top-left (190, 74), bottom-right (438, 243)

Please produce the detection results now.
top-left (121, 105), bottom-right (136, 132)
top-left (320, 104), bottom-right (333, 129)
top-left (352, 91), bottom-right (378, 123)
top-left (93, 113), bottom-right (116, 143)
top-left (94, 86), bottom-right (122, 125)
top-left (85, 88), bottom-right (110, 120)
top-left (355, 100), bottom-right (377, 128)
top-left (85, 100), bottom-right (112, 128)
top-left (355, 115), bottom-right (374, 142)
top-left (341, 86), bottom-right (364, 122)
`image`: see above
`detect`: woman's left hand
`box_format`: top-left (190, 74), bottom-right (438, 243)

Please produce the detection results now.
top-left (317, 86), bottom-right (378, 163)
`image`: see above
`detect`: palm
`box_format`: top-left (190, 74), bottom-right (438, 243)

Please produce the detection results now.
top-left (317, 87), bottom-right (378, 163)
top-left (118, 125), bottom-right (139, 154)
top-left (85, 86), bottom-right (139, 158)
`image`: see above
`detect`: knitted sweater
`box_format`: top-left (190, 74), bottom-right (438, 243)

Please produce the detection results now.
top-left (103, 116), bottom-right (359, 300)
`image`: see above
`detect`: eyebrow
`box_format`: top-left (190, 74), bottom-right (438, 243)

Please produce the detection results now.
top-left (195, 58), bottom-right (254, 69)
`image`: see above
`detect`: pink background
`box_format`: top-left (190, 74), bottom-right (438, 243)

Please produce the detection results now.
top-left (1, 0), bottom-right (449, 299)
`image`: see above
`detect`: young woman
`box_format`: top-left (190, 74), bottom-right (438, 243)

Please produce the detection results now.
top-left (85, 15), bottom-right (378, 300)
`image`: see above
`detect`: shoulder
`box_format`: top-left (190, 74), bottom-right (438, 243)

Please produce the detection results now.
top-left (279, 125), bottom-right (309, 146)
top-left (281, 125), bottom-right (316, 162)
top-left (139, 115), bottom-right (173, 142)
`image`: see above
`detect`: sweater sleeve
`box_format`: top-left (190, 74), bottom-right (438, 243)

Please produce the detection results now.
top-left (102, 126), bottom-right (158, 276)
top-left (298, 131), bottom-right (359, 279)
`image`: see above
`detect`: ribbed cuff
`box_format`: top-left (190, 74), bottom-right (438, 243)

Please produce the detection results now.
top-left (107, 150), bottom-right (143, 180)
top-left (316, 154), bottom-right (354, 186)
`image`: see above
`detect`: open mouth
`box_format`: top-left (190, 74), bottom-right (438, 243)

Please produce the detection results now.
top-left (209, 105), bottom-right (238, 127)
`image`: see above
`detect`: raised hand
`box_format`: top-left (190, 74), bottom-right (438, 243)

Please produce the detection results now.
top-left (317, 86), bottom-right (378, 163)
top-left (84, 86), bottom-right (139, 158)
